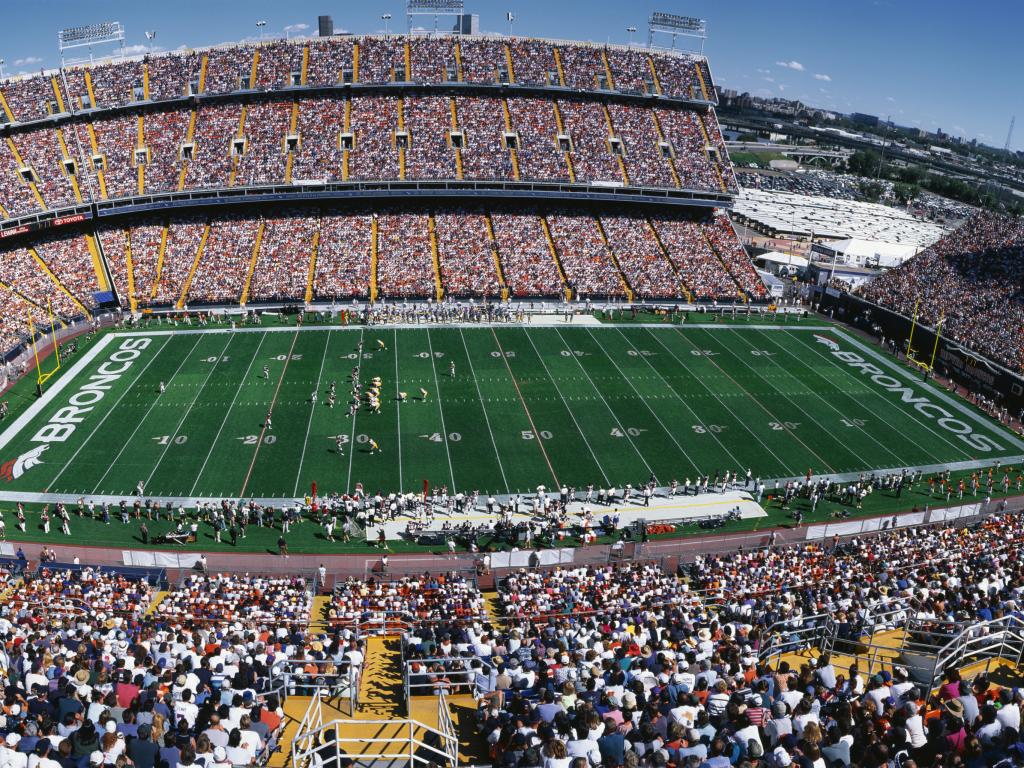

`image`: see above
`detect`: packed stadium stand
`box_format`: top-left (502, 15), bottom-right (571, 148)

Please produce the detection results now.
top-left (859, 213), bottom-right (1024, 374)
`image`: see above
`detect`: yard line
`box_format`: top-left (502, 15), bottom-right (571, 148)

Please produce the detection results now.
top-left (642, 328), bottom-right (795, 475)
top-left (239, 330), bottom-right (300, 498)
top-left (191, 332), bottom-right (269, 497)
top-left (584, 328), bottom-right (702, 476)
top-left (753, 329), bottom-right (924, 467)
top-left (49, 336), bottom-right (172, 491)
top-left (670, 327), bottom-right (837, 473)
top-left (146, 334), bottom-right (236, 490)
top-left (292, 330), bottom-right (332, 497)
top-left (394, 328), bottom-right (403, 492)
top-left (91, 335), bottom-right (205, 494)
top-left (783, 329), bottom-right (975, 460)
top-left (458, 328), bottom-right (509, 494)
top-left (490, 327), bottom-right (559, 487)
top-left (523, 329), bottom-right (610, 486)
top-left (345, 329), bottom-right (365, 494)
top-left (613, 327), bottom-right (747, 471)
top-left (425, 328), bottom-right (456, 491)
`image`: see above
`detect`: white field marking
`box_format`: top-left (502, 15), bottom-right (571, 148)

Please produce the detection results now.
top-left (394, 328), bottom-right (403, 492)
top-left (292, 330), bottom-right (332, 498)
top-left (761, 328), bottom-right (951, 464)
top-left (425, 328), bottom-right (456, 491)
top-left (583, 327), bottom-right (702, 476)
top-left (614, 326), bottom-right (747, 471)
top-left (0, 333), bottom-right (116, 453)
top-left (670, 326), bottom-right (837, 473)
top-left (192, 332), bottom-right (270, 497)
top-left (643, 328), bottom-right (795, 476)
top-left (145, 334), bottom-right (236, 490)
top-left (522, 329), bottom-right (610, 486)
top-left (48, 336), bottom-right (173, 490)
top-left (458, 328), bottom-right (509, 494)
top-left (345, 329), bottom-right (364, 494)
top-left (91, 335), bottom-right (204, 493)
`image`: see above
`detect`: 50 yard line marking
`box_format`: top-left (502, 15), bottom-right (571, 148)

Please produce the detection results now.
top-left (190, 332), bottom-right (269, 497)
top-left (293, 330), bottom-right (332, 497)
top-left (48, 336), bottom-right (171, 492)
top-left (490, 327), bottom-right (559, 487)
top-left (91, 335), bottom-right (204, 494)
top-left (239, 330), bottom-right (300, 498)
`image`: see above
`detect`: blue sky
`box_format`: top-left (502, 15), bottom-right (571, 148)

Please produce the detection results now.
top-left (3, 0), bottom-right (1021, 151)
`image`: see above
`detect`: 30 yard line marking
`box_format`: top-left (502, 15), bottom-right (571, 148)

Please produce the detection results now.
top-left (239, 330), bottom-right (300, 498)
top-left (523, 329), bottom-right (610, 486)
top-left (553, 327), bottom-right (654, 481)
top-left (48, 336), bottom-right (172, 491)
top-left (345, 329), bottom-right (364, 495)
top-left (146, 334), bottom-right (236, 491)
top-left (674, 327), bottom-right (838, 473)
top-left (91, 335), bottom-right (204, 494)
top-left (292, 330), bottom-right (332, 497)
top-left (614, 327), bottom-right (746, 471)
top-left (642, 328), bottom-right (795, 476)
top-left (458, 328), bottom-right (509, 494)
top-left (752, 329), bottom-right (922, 466)
top-left (584, 328), bottom-right (702, 476)
top-left (425, 328), bottom-right (456, 491)
top-left (191, 332), bottom-right (269, 497)
top-left (490, 326), bottom-right (559, 487)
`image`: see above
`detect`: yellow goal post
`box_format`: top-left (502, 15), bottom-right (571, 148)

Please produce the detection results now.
top-left (28, 299), bottom-right (61, 389)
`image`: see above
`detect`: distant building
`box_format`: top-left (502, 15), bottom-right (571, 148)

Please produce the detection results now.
top-left (851, 112), bottom-right (880, 127)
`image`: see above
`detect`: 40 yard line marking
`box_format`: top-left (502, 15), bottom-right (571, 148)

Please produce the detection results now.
top-left (191, 332), bottom-right (269, 497)
top-left (458, 328), bottom-right (509, 494)
top-left (91, 335), bottom-right (204, 494)
top-left (48, 336), bottom-right (172, 492)
top-left (239, 330), bottom-right (300, 498)
top-left (293, 330), bottom-right (332, 497)
top-left (425, 328), bottom-right (456, 491)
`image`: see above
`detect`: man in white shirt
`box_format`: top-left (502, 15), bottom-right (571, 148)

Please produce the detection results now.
top-left (173, 689), bottom-right (199, 729)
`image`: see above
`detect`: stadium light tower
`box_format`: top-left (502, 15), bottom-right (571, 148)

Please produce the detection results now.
top-left (0, 59), bottom-right (5, 79)
top-left (58, 21), bottom-right (126, 65)
top-left (626, 26), bottom-right (637, 46)
top-left (647, 11), bottom-right (706, 54)
top-left (406, 0), bottom-right (464, 34)
top-left (145, 31), bottom-right (157, 54)
top-left (256, 20), bottom-right (267, 40)
top-left (381, 13), bottom-right (392, 34)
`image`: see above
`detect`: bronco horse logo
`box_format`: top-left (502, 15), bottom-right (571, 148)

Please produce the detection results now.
top-left (0, 444), bottom-right (49, 482)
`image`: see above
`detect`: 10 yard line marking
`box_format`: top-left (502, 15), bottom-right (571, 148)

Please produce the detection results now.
top-left (490, 327), bottom-right (559, 488)
top-left (425, 328), bottom-right (456, 491)
top-left (239, 330), bottom-right (300, 498)
top-left (345, 329), bottom-right (364, 495)
top-left (91, 335), bottom-right (204, 494)
top-left (191, 332), bottom-right (269, 497)
top-left (459, 328), bottom-right (509, 494)
top-left (48, 336), bottom-right (172, 491)
top-left (145, 334), bottom-right (236, 491)
top-left (293, 330), bottom-right (332, 497)
top-left (522, 329), bottom-right (610, 486)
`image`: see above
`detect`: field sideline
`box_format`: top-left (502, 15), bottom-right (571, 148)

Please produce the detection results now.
top-left (0, 321), bottom-right (1020, 505)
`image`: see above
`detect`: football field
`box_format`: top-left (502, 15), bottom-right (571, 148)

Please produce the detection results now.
top-left (0, 321), bottom-right (1020, 502)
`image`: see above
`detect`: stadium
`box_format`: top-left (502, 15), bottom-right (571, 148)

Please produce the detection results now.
top-left (0, 5), bottom-right (1023, 768)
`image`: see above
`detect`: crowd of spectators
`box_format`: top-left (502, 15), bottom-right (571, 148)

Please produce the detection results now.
top-left (328, 572), bottom-right (485, 626)
top-left (31, 234), bottom-right (100, 311)
top-left (508, 98), bottom-right (570, 181)
top-left (558, 100), bottom-right (624, 184)
top-left (248, 215), bottom-right (318, 302)
top-left (557, 46), bottom-right (605, 91)
top-left (0, 284), bottom-right (40, 352)
top-left (11, 129), bottom-right (78, 209)
top-left (291, 98), bottom-right (346, 182)
top-left (459, 39), bottom-right (508, 84)
top-left (203, 46), bottom-right (257, 95)
top-left (313, 214), bottom-right (373, 300)
top-left (86, 116), bottom-right (140, 201)
top-left (409, 38), bottom-right (458, 84)
top-left (183, 104), bottom-right (243, 191)
top-left (650, 216), bottom-right (740, 301)
top-left (13, 565), bottom-right (153, 620)
top-left (349, 97), bottom-right (401, 181)
top-left (154, 572), bottom-right (311, 627)
top-left (435, 212), bottom-right (503, 298)
top-left (151, 218), bottom-right (205, 306)
top-left (233, 102), bottom-right (291, 187)
top-left (186, 217), bottom-right (259, 305)
top-left (143, 110), bottom-right (192, 195)
top-left (490, 213), bottom-right (565, 297)
top-left (305, 38), bottom-right (353, 87)
top-left (606, 48), bottom-right (655, 95)
top-left (655, 108), bottom-right (731, 194)
top-left (404, 97), bottom-right (459, 180)
top-left (0, 140), bottom-right (45, 216)
top-left (456, 98), bottom-right (514, 180)
top-left (607, 104), bottom-right (676, 188)
top-left (547, 214), bottom-right (626, 298)
top-left (703, 214), bottom-right (767, 300)
top-left (600, 216), bottom-right (685, 299)
top-left (375, 213), bottom-right (437, 298)
top-left (860, 212), bottom-right (1024, 373)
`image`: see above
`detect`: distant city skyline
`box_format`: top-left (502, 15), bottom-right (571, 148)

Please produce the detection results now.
top-left (2, 0), bottom-right (1020, 151)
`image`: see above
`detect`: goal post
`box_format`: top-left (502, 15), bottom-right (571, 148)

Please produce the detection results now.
top-left (28, 299), bottom-right (61, 391)
top-left (905, 300), bottom-right (942, 374)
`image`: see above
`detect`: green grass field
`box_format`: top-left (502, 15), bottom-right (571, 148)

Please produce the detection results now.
top-left (0, 320), bottom-right (1020, 506)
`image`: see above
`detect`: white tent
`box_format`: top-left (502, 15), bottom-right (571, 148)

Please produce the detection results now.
top-left (829, 238), bottom-right (918, 268)
top-left (757, 250), bottom-right (809, 269)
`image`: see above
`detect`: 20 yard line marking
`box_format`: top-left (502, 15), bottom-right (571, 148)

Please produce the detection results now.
top-left (425, 328), bottom-right (456, 491)
top-left (523, 329), bottom-right (610, 486)
top-left (239, 330), bottom-right (300, 498)
top-left (292, 330), bottom-right (332, 497)
top-left (459, 328), bottom-right (509, 494)
top-left (48, 336), bottom-right (172, 491)
top-left (490, 327), bottom-right (559, 487)
top-left (191, 332), bottom-right (269, 497)
top-left (91, 335), bottom-right (204, 494)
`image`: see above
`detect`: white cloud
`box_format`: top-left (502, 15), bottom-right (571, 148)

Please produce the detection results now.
top-left (761, 76), bottom-right (775, 83)
top-left (775, 60), bottom-right (804, 71)
top-left (885, 96), bottom-right (895, 102)
top-left (756, 68), bottom-right (771, 74)
top-left (13, 56), bottom-right (42, 66)
top-left (122, 44), bottom-right (161, 55)
top-left (284, 23), bottom-right (309, 34)
top-left (813, 73), bottom-right (831, 81)
top-left (778, 84), bottom-right (786, 91)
